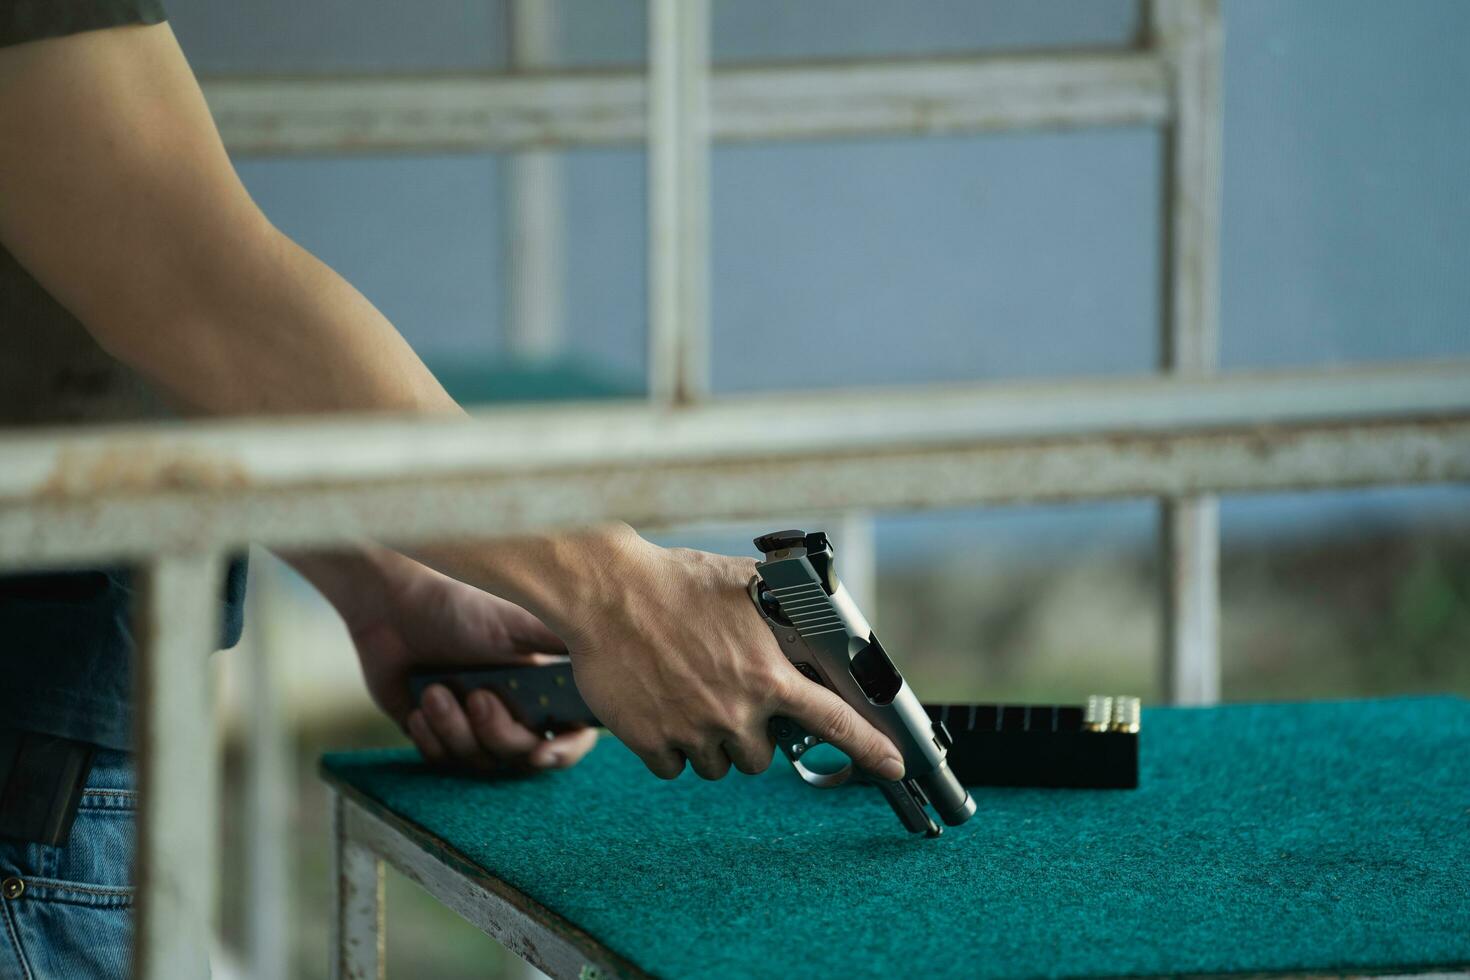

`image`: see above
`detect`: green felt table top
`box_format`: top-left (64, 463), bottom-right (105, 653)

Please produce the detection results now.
top-left (322, 698), bottom-right (1470, 980)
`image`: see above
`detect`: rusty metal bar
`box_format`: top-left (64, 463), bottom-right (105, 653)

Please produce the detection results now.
top-left (1152, 0), bottom-right (1225, 706)
top-left (200, 51), bottom-right (1168, 156)
top-left (0, 376), bottom-right (1466, 570)
top-left (132, 553), bottom-right (225, 980)
top-left (2, 364), bottom-right (1464, 501)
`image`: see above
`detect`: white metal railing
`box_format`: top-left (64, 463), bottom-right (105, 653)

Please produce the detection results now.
top-left (1153, 1), bottom-right (1223, 704)
top-left (4, 2), bottom-right (1468, 977)
top-left (7, 363), bottom-right (1469, 566)
top-left (648, 0), bottom-right (711, 403)
top-left (199, 52), bottom-right (1169, 155)
top-left (128, 555), bottom-right (223, 979)
top-left (505, 0), bottom-right (566, 363)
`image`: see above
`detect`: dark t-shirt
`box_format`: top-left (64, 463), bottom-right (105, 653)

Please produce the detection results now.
top-left (0, 0), bottom-right (164, 48)
top-left (0, 0), bottom-right (246, 751)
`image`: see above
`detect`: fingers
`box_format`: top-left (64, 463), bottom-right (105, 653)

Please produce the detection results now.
top-left (777, 681), bottom-right (906, 781)
top-left (463, 689), bottom-right (540, 757)
top-left (462, 689), bottom-right (599, 769)
top-left (421, 684), bottom-right (492, 769)
top-left (406, 709), bottom-right (446, 764)
top-left (529, 727), bottom-right (600, 769)
top-left (417, 684), bottom-right (588, 773)
top-left (724, 734), bottom-right (775, 776)
top-left (636, 746), bottom-right (688, 780)
top-left (505, 613), bottom-right (569, 656)
top-left (631, 724), bottom-right (768, 780)
top-left (683, 743), bottom-right (732, 781)
top-left (481, 592), bottom-right (569, 656)
top-left (632, 737), bottom-right (764, 780)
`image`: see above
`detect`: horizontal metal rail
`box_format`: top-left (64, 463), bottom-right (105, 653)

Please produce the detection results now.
top-left (1, 362), bottom-right (1466, 568)
top-left (201, 51), bottom-right (1168, 155)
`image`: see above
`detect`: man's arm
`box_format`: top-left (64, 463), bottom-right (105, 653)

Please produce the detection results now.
top-left (0, 22), bottom-right (454, 417)
top-left (0, 21), bottom-right (586, 771)
top-left (0, 22), bottom-right (907, 784)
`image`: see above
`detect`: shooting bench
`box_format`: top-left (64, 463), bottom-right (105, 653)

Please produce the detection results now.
top-left (321, 697), bottom-right (1470, 979)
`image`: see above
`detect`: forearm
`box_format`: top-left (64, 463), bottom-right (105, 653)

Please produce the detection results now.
top-left (110, 223), bottom-right (462, 418)
top-left (407, 524), bottom-right (637, 648)
top-left (279, 529), bottom-right (615, 655)
top-left (282, 543), bottom-right (407, 633)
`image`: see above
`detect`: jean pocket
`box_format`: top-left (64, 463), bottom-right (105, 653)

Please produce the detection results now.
top-left (5, 889), bottom-right (134, 979)
top-left (35, 794), bottom-right (137, 902)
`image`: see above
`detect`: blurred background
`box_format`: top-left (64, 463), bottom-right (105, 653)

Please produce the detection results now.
top-left (160, 0), bottom-right (1470, 975)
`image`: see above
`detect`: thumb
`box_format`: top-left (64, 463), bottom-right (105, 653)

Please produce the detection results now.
top-left (484, 596), bottom-right (568, 655)
top-left (776, 680), bottom-right (906, 782)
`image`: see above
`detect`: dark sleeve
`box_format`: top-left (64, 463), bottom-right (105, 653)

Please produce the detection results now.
top-left (1, 0), bottom-right (165, 50)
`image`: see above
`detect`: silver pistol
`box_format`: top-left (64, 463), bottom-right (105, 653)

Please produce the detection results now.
top-left (749, 529), bottom-right (976, 837)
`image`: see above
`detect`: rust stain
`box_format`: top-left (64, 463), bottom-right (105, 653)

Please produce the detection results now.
top-left (36, 444), bottom-right (250, 500)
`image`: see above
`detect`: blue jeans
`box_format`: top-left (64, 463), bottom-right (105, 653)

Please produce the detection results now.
top-left (0, 751), bottom-right (134, 980)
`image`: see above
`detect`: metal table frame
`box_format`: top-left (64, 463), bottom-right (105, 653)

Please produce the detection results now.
top-left (326, 782), bottom-right (646, 980)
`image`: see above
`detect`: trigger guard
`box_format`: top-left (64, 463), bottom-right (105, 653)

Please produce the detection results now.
top-left (770, 715), bottom-right (853, 789)
top-left (792, 756), bottom-right (854, 789)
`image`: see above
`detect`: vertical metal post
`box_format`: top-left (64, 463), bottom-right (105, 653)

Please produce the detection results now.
top-left (836, 511), bottom-right (878, 628)
top-left (648, 0), bottom-right (711, 403)
top-left (1161, 496), bottom-right (1220, 702)
top-left (504, 9), bottom-right (562, 966)
top-left (506, 0), bottom-right (566, 362)
top-left (243, 557), bottom-right (292, 980)
top-left (330, 791), bottom-right (385, 980)
top-left (1151, 0), bottom-right (1224, 705)
top-left (132, 553), bottom-right (225, 980)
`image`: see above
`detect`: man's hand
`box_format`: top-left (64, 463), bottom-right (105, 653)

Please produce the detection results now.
top-left (295, 548), bottom-right (597, 773)
top-left (418, 526), bottom-right (907, 783)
